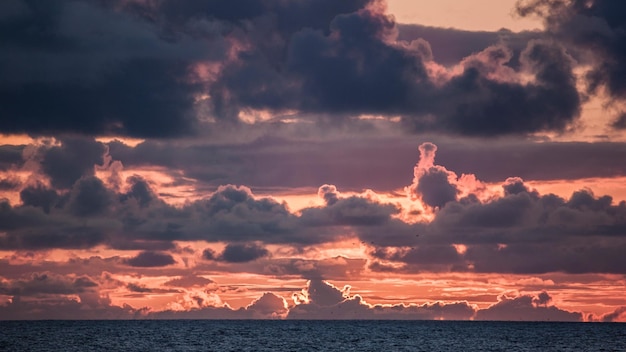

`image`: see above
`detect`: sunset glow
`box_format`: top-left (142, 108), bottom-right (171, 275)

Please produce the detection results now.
top-left (1, 0), bottom-right (625, 322)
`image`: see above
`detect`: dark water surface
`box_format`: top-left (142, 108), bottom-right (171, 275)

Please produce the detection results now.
top-left (1, 320), bottom-right (624, 351)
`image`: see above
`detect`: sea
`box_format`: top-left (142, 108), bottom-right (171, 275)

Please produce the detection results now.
top-left (1, 320), bottom-right (624, 351)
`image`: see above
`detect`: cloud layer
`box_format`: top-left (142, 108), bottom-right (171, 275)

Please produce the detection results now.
top-left (0, 0), bottom-right (604, 137)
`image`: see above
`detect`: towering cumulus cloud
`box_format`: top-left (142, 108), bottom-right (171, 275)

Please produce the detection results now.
top-left (408, 142), bottom-right (459, 208)
top-left (407, 142), bottom-right (487, 209)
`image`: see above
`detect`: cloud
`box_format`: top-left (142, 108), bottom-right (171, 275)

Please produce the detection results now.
top-left (502, 177), bottom-right (536, 197)
top-left (0, 144), bottom-right (24, 171)
top-left (0, 0), bottom-right (214, 137)
top-left (517, 0), bottom-right (626, 105)
top-left (406, 142), bottom-right (490, 212)
top-left (19, 183), bottom-right (59, 214)
top-left (416, 40), bottom-right (579, 136)
top-left (287, 279), bottom-right (477, 320)
top-left (598, 306), bottom-right (626, 322)
top-left (475, 292), bottom-right (582, 321)
top-left (246, 292), bottom-right (289, 318)
top-left (217, 243), bottom-right (270, 263)
top-left (67, 176), bottom-right (114, 217)
top-left (149, 291), bottom-right (288, 319)
top-left (124, 251), bottom-right (176, 267)
top-left (119, 176), bottom-right (158, 208)
top-left (164, 276), bottom-right (214, 288)
top-left (295, 279), bottom-right (350, 306)
top-left (285, 8), bottom-right (580, 135)
top-left (0, 0), bottom-right (584, 137)
top-left (0, 199), bottom-right (109, 250)
top-left (4, 138), bottom-right (626, 276)
top-left (347, 141), bottom-right (626, 275)
top-left (318, 184), bottom-right (340, 206)
top-left (262, 256), bottom-right (367, 281)
top-left (0, 272), bottom-right (97, 296)
top-left (379, 177), bottom-right (626, 274)
top-left (41, 137), bottom-right (106, 189)
top-left (408, 142), bottom-right (459, 208)
top-left (301, 185), bottom-right (400, 230)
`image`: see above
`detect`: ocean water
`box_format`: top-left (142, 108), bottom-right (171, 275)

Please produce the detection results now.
top-left (1, 320), bottom-right (624, 351)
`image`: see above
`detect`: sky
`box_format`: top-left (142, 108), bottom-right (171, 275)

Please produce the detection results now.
top-left (0, 0), bottom-right (625, 321)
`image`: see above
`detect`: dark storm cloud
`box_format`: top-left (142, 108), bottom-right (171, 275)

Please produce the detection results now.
top-left (171, 184), bottom-right (397, 245)
top-left (370, 245), bottom-right (466, 272)
top-left (371, 179), bottom-right (626, 274)
top-left (517, 0), bottom-right (626, 104)
top-left (0, 182), bottom-right (290, 250)
top-left (0, 0), bottom-right (370, 137)
top-left (502, 177), bottom-right (535, 196)
top-left (300, 193), bottom-right (399, 227)
top-left (41, 137), bottom-right (106, 189)
top-left (353, 141), bottom-right (626, 274)
top-left (66, 176), bottom-right (114, 217)
top-left (125, 0), bottom-right (369, 33)
top-left (406, 40), bottom-right (580, 136)
top-left (217, 243), bottom-right (270, 263)
top-left (0, 0), bottom-right (213, 137)
top-left (120, 175), bottom-right (158, 208)
top-left (0, 144), bottom-right (24, 171)
top-left (20, 183), bottom-right (59, 213)
top-left (0, 172), bottom-right (404, 251)
top-left (260, 257), bottom-right (367, 280)
top-left (0, 272), bottom-right (97, 296)
top-left (185, 185), bottom-right (304, 243)
top-left (0, 0), bottom-right (585, 137)
top-left (407, 142), bottom-right (461, 210)
top-left (282, 8), bottom-right (427, 116)
top-left (212, 5), bottom-right (581, 136)
top-left (0, 197), bottom-right (109, 250)
top-left (414, 169), bottom-right (458, 208)
top-left (124, 251), bottom-right (176, 267)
